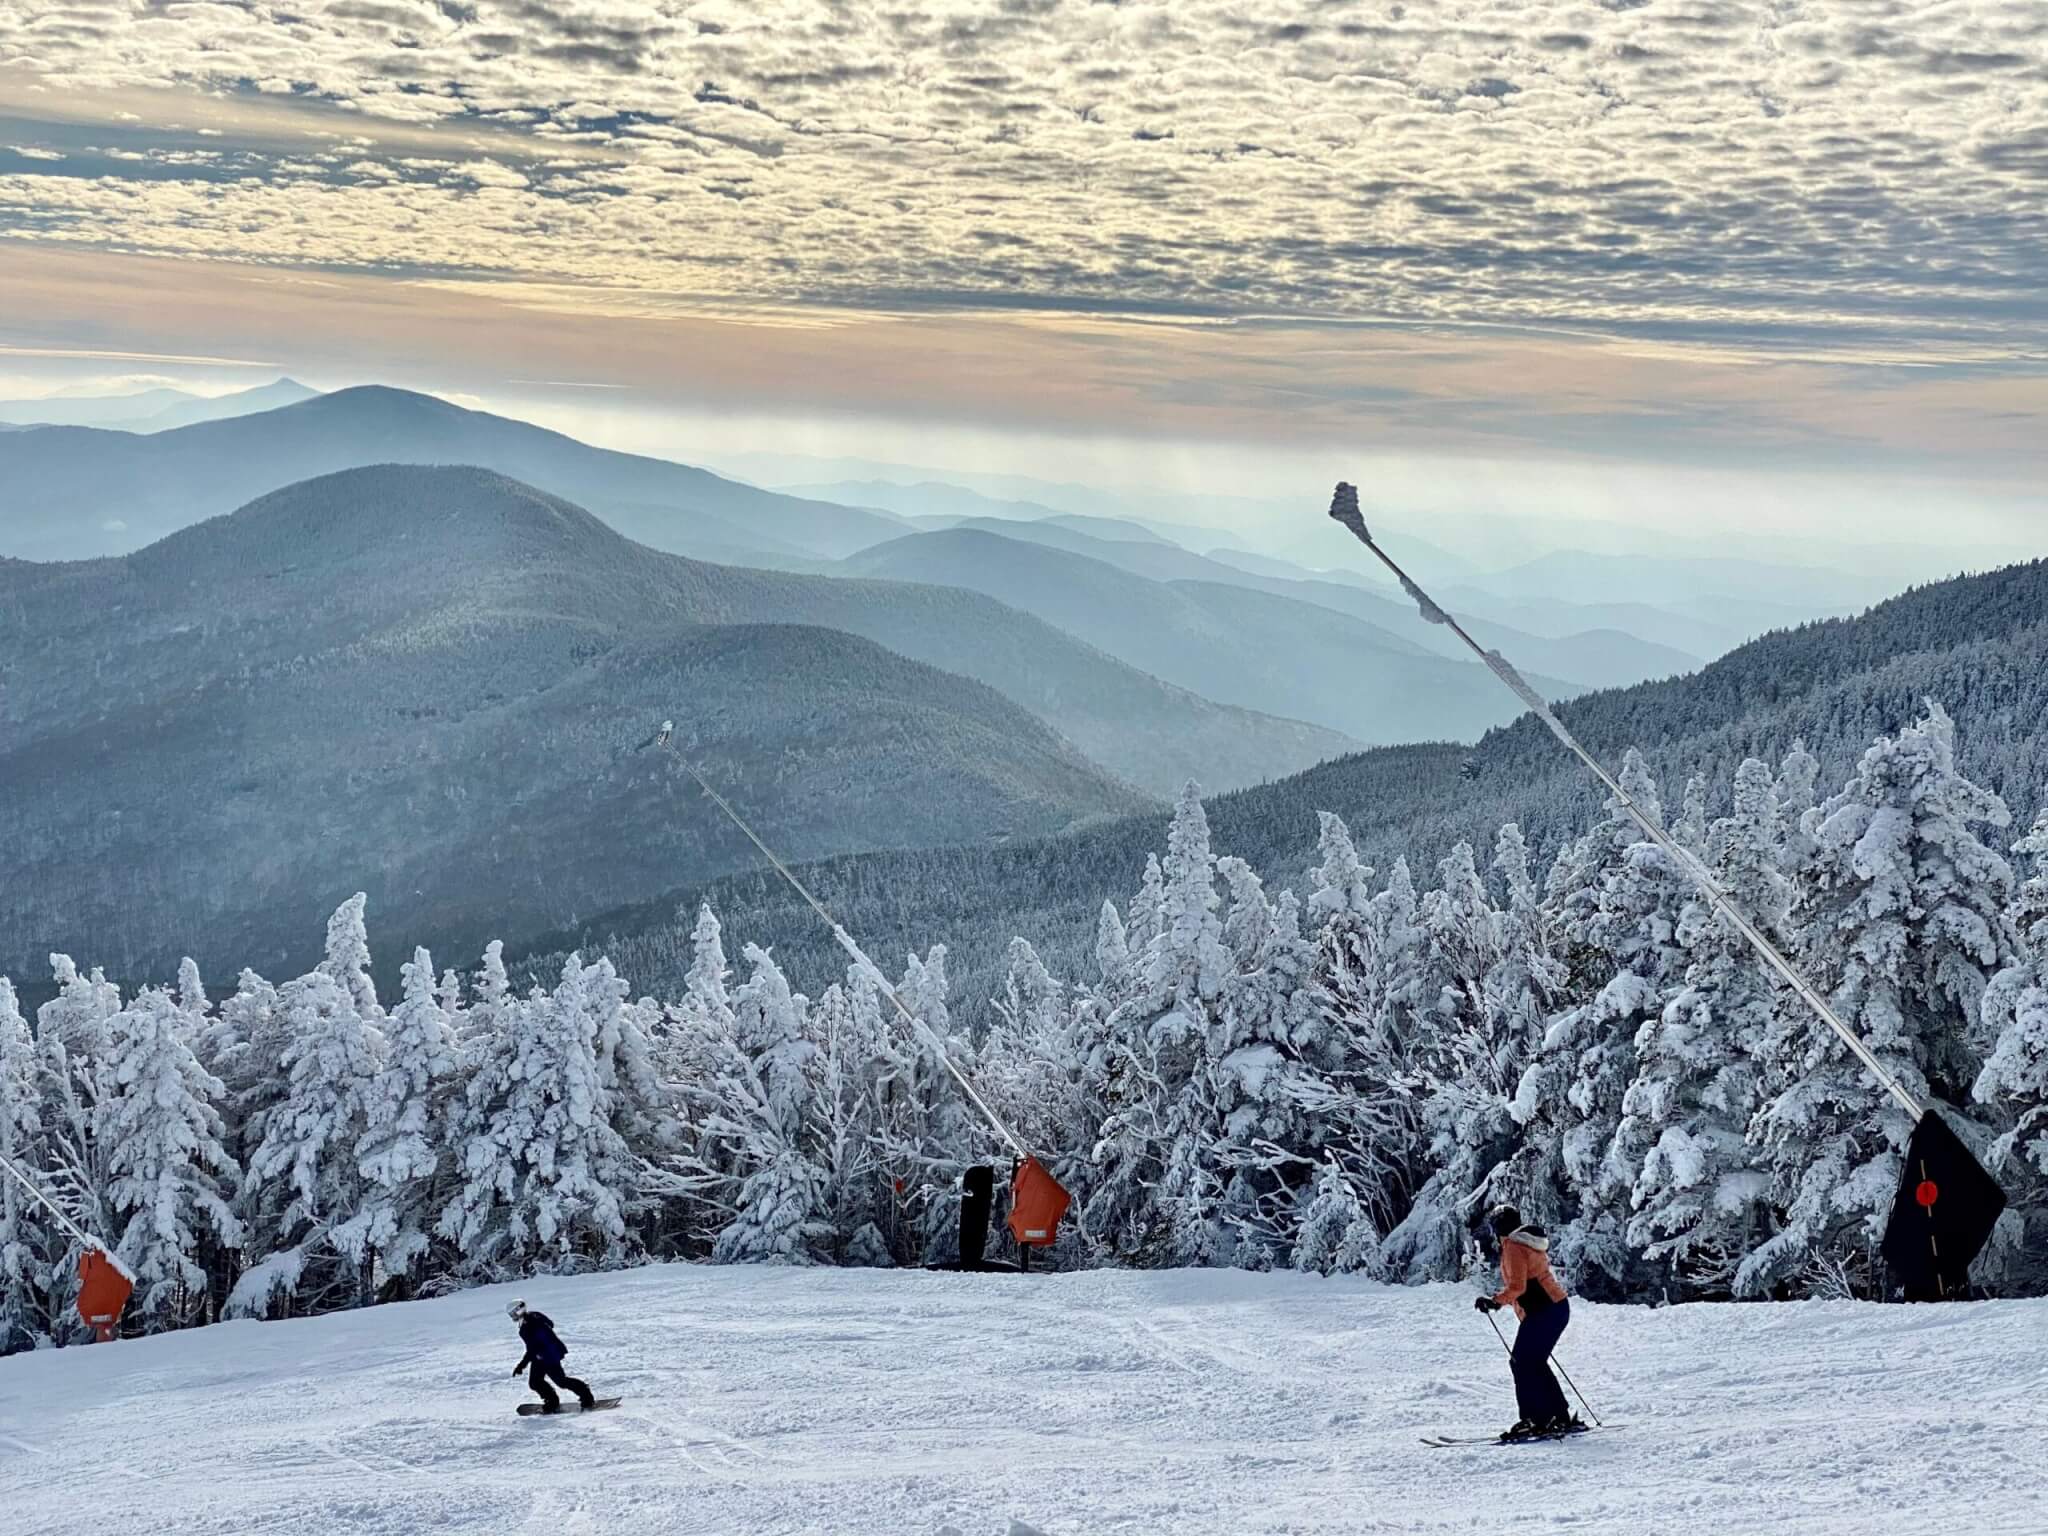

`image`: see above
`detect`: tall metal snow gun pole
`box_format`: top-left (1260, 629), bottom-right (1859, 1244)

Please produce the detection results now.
top-left (649, 732), bottom-right (1076, 1257)
top-left (1323, 483), bottom-right (1924, 1123)
top-left (652, 735), bottom-right (1028, 1159)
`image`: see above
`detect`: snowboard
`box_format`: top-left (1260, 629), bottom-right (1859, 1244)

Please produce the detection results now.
top-left (1421, 1423), bottom-right (1614, 1448)
top-left (518, 1397), bottom-right (623, 1417)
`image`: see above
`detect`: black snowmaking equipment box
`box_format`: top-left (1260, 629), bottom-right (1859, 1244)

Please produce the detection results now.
top-left (1882, 1108), bottom-right (2007, 1300)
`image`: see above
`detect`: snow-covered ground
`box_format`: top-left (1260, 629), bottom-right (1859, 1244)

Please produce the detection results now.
top-left (2, 1266), bottom-right (2041, 1535)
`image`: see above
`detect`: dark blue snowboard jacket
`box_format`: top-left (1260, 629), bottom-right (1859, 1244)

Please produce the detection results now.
top-left (514, 1311), bottom-right (569, 1372)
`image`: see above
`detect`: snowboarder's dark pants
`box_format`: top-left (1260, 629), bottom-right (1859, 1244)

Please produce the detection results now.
top-left (1510, 1296), bottom-right (1571, 1423)
top-left (528, 1361), bottom-right (595, 1411)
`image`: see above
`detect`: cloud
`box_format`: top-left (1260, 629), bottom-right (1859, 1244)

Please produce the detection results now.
top-left (0, 1), bottom-right (2040, 364)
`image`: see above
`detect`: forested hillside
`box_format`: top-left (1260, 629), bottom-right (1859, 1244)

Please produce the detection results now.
top-left (842, 528), bottom-right (1588, 744)
top-left (0, 466), bottom-right (1183, 985)
top-left (530, 560), bottom-right (2048, 1015)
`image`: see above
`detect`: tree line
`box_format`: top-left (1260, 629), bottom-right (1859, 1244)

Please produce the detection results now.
top-left (4, 701), bottom-right (2045, 1352)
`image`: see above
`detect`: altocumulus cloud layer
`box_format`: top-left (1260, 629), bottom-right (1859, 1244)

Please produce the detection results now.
top-left (1, 1), bottom-right (2044, 352)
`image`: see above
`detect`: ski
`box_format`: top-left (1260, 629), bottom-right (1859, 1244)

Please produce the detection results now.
top-left (1421, 1424), bottom-right (1616, 1447)
top-left (518, 1396), bottom-right (623, 1417)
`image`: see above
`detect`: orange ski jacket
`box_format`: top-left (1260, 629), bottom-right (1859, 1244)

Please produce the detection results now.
top-left (1493, 1228), bottom-right (1568, 1319)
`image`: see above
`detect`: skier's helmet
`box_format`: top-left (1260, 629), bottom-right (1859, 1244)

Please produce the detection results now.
top-left (507, 1298), bottom-right (527, 1320)
top-left (1488, 1205), bottom-right (1523, 1239)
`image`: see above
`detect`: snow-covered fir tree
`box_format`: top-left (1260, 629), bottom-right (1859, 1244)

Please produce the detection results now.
top-left (1741, 704), bottom-right (2015, 1297)
top-left (1511, 751), bottom-right (1687, 1295)
top-left (232, 962), bottom-right (388, 1315)
top-left (705, 944), bottom-right (829, 1264)
top-left (35, 957), bottom-right (123, 1304)
top-left (321, 892), bottom-right (383, 1022)
top-left (347, 946), bottom-right (462, 1284)
top-left (1086, 783), bottom-right (1235, 1265)
top-left (1974, 809), bottom-right (2048, 1274)
top-left (1620, 758), bottom-right (1788, 1295)
top-left (0, 979), bottom-right (46, 1352)
top-left (439, 957), bottom-right (639, 1276)
top-left (98, 988), bottom-right (242, 1325)
top-left (1291, 1154), bottom-right (1383, 1277)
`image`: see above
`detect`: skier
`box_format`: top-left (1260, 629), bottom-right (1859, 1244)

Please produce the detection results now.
top-left (508, 1299), bottom-right (598, 1413)
top-left (1473, 1205), bottom-right (1581, 1440)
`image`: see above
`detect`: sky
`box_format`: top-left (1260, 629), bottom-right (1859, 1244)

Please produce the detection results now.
top-left (1, 2), bottom-right (2044, 534)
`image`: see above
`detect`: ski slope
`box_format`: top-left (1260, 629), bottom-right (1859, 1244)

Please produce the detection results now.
top-left (2, 1266), bottom-right (2041, 1535)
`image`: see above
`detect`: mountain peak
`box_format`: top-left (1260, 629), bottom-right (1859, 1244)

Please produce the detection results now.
top-left (141, 463), bottom-right (625, 580)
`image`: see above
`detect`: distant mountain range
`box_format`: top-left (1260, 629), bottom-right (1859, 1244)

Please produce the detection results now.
top-left (0, 377), bottom-right (319, 432)
top-left (878, 515), bottom-right (1705, 691)
top-left (0, 386), bottom-right (909, 564)
top-left (524, 557), bottom-right (2048, 1019)
top-left (0, 465), bottom-right (1174, 984)
top-left (841, 527), bottom-right (1594, 743)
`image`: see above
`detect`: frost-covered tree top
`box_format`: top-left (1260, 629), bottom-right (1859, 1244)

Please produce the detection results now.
top-left (1308, 811), bottom-right (1374, 924)
top-left (687, 903), bottom-right (734, 1024)
top-left (176, 957), bottom-right (209, 1022)
top-left (320, 893), bottom-right (382, 1021)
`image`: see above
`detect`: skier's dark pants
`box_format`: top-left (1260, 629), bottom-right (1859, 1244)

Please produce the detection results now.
top-left (528, 1361), bottom-right (595, 1411)
top-left (1510, 1296), bottom-right (1571, 1423)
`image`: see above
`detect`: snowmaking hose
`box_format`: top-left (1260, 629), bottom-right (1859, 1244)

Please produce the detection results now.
top-left (1322, 484), bottom-right (1925, 1125)
top-left (1485, 1309), bottom-right (1602, 1426)
top-left (657, 740), bottom-right (1031, 1160)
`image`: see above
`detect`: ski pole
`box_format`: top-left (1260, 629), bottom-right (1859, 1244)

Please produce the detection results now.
top-left (1484, 1310), bottom-right (1602, 1426)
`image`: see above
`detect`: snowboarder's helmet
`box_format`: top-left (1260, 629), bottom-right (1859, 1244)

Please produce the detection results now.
top-left (1488, 1205), bottom-right (1522, 1238)
top-left (507, 1298), bottom-right (527, 1320)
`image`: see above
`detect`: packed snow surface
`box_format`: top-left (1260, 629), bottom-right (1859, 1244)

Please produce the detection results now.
top-left (3, 1266), bottom-right (2043, 1535)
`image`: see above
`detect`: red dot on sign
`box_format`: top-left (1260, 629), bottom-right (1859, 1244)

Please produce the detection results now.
top-left (1915, 1180), bottom-right (1940, 1209)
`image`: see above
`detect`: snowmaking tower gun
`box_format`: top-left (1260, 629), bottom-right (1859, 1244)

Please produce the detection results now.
top-left (650, 736), bottom-right (1072, 1262)
top-left (1324, 482), bottom-right (2006, 1298)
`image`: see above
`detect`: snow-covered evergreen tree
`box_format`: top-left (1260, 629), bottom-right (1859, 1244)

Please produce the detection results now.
top-left (321, 892), bottom-right (383, 1022)
top-left (98, 988), bottom-right (241, 1326)
top-left (806, 975), bottom-right (887, 1263)
top-left (1621, 758), bottom-right (1787, 1294)
top-left (232, 963), bottom-right (387, 1315)
top-left (35, 957), bottom-right (122, 1303)
top-left (0, 978), bottom-right (47, 1352)
top-left (1086, 784), bottom-right (1234, 1265)
top-left (1291, 1155), bottom-right (1383, 1277)
top-left (1974, 810), bottom-right (2048, 1266)
top-left (440, 957), bottom-right (638, 1276)
top-left (1307, 826), bottom-right (1426, 1269)
top-left (465, 940), bottom-right (514, 1049)
top-left (1742, 703), bottom-right (2015, 1297)
top-left (1510, 751), bottom-right (1686, 1294)
top-left (707, 945), bottom-right (829, 1264)
top-left (1382, 836), bottom-right (1551, 1283)
top-left (873, 943), bottom-right (988, 1264)
top-left (347, 946), bottom-right (461, 1283)
top-left (984, 937), bottom-right (1095, 1224)
top-left (175, 957), bottom-right (210, 1038)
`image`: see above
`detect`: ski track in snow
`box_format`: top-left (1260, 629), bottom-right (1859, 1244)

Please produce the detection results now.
top-left (1, 1266), bottom-right (2041, 1535)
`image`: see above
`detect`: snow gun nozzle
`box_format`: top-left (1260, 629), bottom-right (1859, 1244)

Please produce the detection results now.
top-left (1327, 482), bottom-right (1371, 544)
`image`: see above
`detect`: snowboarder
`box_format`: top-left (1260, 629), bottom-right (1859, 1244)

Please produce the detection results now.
top-left (508, 1299), bottom-right (598, 1413)
top-left (1474, 1206), bottom-right (1581, 1440)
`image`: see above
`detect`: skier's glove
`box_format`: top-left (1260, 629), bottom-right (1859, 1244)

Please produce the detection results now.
top-left (1474, 1296), bottom-right (1500, 1313)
